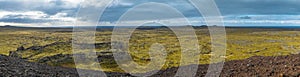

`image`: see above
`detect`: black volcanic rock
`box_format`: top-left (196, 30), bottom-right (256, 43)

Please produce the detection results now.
top-left (17, 46), bottom-right (25, 51)
top-left (2, 52), bottom-right (300, 76)
top-left (150, 54), bottom-right (300, 77)
top-left (0, 54), bottom-right (78, 76)
top-left (0, 55), bottom-right (131, 77)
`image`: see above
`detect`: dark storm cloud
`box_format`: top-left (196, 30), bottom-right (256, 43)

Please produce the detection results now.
top-left (0, 18), bottom-right (53, 23)
top-left (0, 14), bottom-right (56, 23)
top-left (100, 0), bottom-right (199, 21)
top-left (0, 0), bottom-right (79, 16)
top-left (215, 0), bottom-right (300, 15)
top-left (0, 0), bottom-right (300, 26)
top-left (100, 0), bottom-right (300, 21)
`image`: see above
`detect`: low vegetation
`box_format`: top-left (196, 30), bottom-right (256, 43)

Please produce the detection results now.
top-left (1, 27), bottom-right (300, 73)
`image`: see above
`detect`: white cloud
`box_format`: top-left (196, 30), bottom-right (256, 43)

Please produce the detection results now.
top-left (0, 11), bottom-right (47, 19)
top-left (0, 22), bottom-right (32, 26)
top-left (80, 0), bottom-right (134, 8)
top-left (0, 11), bottom-right (77, 26)
top-left (80, 0), bottom-right (112, 8)
top-left (0, 11), bottom-right (75, 21)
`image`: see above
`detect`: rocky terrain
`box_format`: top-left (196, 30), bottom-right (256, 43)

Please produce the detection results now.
top-left (1, 52), bottom-right (300, 76)
top-left (151, 54), bottom-right (300, 77)
top-left (0, 54), bottom-right (131, 77)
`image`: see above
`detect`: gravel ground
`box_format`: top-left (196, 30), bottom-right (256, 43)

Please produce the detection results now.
top-left (1, 53), bottom-right (300, 77)
top-left (0, 55), bottom-right (130, 77)
top-left (151, 54), bottom-right (300, 77)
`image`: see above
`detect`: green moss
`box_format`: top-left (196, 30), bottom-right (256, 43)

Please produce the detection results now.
top-left (1, 28), bottom-right (300, 73)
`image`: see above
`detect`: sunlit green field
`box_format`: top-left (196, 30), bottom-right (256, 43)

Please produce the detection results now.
top-left (1, 27), bottom-right (300, 73)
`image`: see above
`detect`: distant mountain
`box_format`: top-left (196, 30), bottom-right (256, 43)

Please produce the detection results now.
top-left (1, 25), bottom-right (19, 28)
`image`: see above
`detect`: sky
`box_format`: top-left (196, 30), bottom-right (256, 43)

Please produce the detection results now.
top-left (0, 0), bottom-right (300, 27)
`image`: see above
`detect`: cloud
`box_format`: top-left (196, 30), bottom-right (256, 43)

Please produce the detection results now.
top-left (98, 0), bottom-right (300, 26)
top-left (0, 11), bottom-right (75, 26)
top-left (215, 0), bottom-right (300, 15)
top-left (1, 0), bottom-right (300, 26)
top-left (0, 0), bottom-right (80, 15)
top-left (0, 0), bottom-right (80, 26)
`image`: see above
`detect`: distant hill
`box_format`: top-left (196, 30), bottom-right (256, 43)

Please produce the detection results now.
top-left (1, 25), bottom-right (19, 28)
